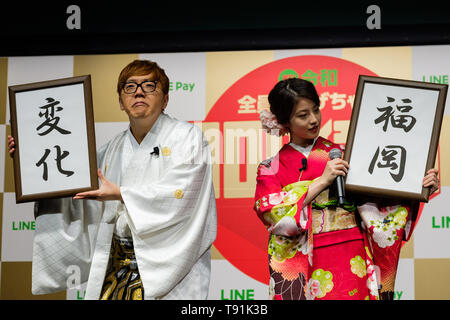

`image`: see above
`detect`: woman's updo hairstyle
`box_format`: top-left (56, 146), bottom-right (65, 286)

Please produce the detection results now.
top-left (268, 78), bottom-right (320, 125)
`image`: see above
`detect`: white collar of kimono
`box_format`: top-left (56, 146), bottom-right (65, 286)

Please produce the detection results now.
top-left (126, 127), bottom-right (140, 151)
top-left (288, 137), bottom-right (318, 157)
top-left (126, 113), bottom-right (165, 151)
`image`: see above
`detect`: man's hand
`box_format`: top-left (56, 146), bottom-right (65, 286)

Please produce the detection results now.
top-left (73, 169), bottom-right (123, 202)
top-left (7, 135), bottom-right (15, 157)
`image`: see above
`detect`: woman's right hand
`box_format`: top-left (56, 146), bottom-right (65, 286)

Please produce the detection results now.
top-left (7, 135), bottom-right (15, 157)
top-left (320, 158), bottom-right (349, 187)
top-left (301, 158), bottom-right (349, 208)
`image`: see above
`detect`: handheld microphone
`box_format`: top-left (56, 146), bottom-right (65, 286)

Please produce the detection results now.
top-left (329, 148), bottom-right (346, 206)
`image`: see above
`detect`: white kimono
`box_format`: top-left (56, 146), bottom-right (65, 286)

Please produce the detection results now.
top-left (31, 113), bottom-right (217, 300)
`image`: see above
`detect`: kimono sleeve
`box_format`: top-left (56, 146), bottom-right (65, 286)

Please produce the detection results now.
top-left (32, 197), bottom-right (102, 294)
top-left (254, 160), bottom-right (310, 237)
top-left (31, 143), bottom-right (108, 295)
top-left (357, 199), bottom-right (419, 298)
top-left (357, 199), bottom-right (420, 245)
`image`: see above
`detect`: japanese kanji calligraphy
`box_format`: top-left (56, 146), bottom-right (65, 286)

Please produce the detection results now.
top-left (36, 97), bottom-right (72, 136)
top-left (374, 97), bottom-right (417, 133)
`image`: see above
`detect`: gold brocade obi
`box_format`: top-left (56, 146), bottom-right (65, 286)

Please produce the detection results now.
top-left (311, 189), bottom-right (357, 234)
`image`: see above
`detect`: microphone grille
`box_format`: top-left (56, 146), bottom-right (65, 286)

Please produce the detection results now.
top-left (329, 148), bottom-right (342, 160)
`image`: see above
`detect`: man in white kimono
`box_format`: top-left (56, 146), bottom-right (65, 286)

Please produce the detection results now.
top-left (9, 60), bottom-right (217, 299)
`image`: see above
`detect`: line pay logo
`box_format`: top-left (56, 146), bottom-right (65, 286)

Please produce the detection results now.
top-left (169, 81), bottom-right (195, 92)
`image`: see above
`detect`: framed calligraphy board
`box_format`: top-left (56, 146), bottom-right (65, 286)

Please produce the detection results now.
top-left (344, 75), bottom-right (447, 202)
top-left (9, 75), bottom-right (98, 203)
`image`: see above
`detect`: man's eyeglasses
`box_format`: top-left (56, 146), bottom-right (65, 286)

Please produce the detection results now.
top-left (122, 80), bottom-right (158, 94)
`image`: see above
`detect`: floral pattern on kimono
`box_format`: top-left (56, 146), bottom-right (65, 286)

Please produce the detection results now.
top-left (358, 201), bottom-right (419, 300)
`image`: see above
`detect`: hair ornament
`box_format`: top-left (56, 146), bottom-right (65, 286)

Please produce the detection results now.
top-left (259, 109), bottom-right (289, 137)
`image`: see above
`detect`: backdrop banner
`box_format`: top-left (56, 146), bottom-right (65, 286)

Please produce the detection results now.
top-left (1, 45), bottom-right (449, 300)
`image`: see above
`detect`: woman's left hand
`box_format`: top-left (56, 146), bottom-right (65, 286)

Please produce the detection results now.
top-left (423, 168), bottom-right (439, 195)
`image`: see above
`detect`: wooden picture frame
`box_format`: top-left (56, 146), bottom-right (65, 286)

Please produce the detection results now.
top-left (9, 75), bottom-right (98, 203)
top-left (344, 75), bottom-right (447, 202)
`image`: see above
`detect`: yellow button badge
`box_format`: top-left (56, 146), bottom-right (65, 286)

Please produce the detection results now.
top-left (174, 189), bottom-right (184, 199)
top-left (162, 147), bottom-right (171, 156)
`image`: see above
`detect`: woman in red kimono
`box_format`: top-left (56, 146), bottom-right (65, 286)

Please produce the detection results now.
top-left (254, 78), bottom-right (439, 300)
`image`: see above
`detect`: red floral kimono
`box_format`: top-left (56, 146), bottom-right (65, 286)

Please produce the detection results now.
top-left (254, 136), bottom-right (418, 300)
